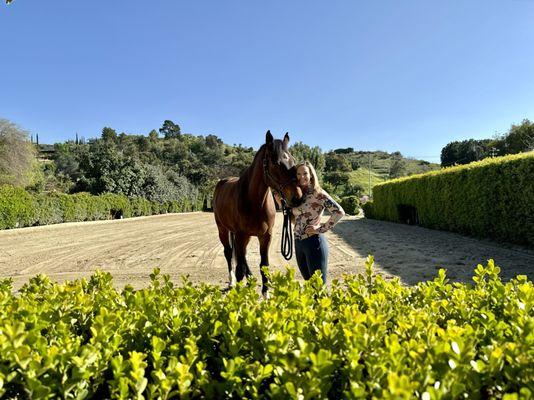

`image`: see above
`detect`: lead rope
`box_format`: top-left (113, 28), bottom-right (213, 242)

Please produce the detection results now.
top-left (281, 204), bottom-right (293, 260)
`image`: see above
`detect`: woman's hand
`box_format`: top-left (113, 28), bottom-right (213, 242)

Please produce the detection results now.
top-left (305, 224), bottom-right (321, 235)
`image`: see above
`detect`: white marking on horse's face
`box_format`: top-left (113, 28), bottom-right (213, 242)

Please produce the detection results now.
top-left (279, 150), bottom-right (295, 169)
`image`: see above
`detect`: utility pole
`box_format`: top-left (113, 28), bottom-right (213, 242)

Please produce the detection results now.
top-left (368, 153), bottom-right (372, 197)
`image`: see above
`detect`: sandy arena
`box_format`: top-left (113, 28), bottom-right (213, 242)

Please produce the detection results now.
top-left (1, 212), bottom-right (533, 291)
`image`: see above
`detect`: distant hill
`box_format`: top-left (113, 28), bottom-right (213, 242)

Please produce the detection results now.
top-left (327, 149), bottom-right (440, 195)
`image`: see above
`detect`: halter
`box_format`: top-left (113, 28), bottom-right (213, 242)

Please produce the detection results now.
top-left (262, 157), bottom-right (295, 206)
top-left (262, 155), bottom-right (295, 260)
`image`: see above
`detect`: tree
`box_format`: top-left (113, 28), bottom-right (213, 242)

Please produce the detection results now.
top-left (143, 165), bottom-right (197, 203)
top-left (325, 153), bottom-right (351, 172)
top-left (441, 139), bottom-right (490, 166)
top-left (389, 156), bottom-right (407, 178)
top-left (148, 129), bottom-right (159, 142)
top-left (333, 147), bottom-right (354, 154)
top-left (53, 143), bottom-right (81, 181)
top-left (289, 142), bottom-right (326, 172)
top-left (342, 183), bottom-right (364, 197)
top-left (159, 120), bottom-right (181, 139)
top-left (101, 127), bottom-right (117, 143)
top-left (323, 171), bottom-right (350, 190)
top-left (0, 118), bottom-right (36, 187)
top-left (503, 119), bottom-right (534, 154)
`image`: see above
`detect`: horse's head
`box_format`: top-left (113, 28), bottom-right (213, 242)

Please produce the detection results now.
top-left (263, 130), bottom-right (303, 208)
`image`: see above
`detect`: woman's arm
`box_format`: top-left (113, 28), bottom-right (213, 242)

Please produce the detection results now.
top-left (317, 191), bottom-right (345, 233)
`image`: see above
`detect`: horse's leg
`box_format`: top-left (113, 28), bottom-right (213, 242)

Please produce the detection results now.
top-left (216, 223), bottom-right (235, 287)
top-left (234, 233), bottom-right (251, 282)
top-left (258, 233), bottom-right (272, 296)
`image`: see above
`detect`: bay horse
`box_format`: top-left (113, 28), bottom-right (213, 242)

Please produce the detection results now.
top-left (213, 131), bottom-right (303, 295)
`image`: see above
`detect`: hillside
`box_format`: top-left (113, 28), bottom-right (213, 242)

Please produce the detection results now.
top-left (328, 149), bottom-right (440, 196)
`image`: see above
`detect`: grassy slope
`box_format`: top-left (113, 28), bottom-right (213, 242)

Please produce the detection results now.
top-left (346, 152), bottom-right (440, 195)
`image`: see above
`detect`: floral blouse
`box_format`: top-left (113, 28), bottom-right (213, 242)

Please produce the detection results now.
top-left (292, 188), bottom-right (345, 240)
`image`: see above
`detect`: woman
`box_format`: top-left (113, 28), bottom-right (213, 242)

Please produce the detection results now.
top-left (291, 161), bottom-right (345, 285)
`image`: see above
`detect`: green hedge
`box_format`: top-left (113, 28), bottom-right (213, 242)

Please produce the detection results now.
top-left (0, 259), bottom-right (532, 398)
top-left (0, 185), bottom-right (207, 230)
top-left (366, 152), bottom-right (534, 245)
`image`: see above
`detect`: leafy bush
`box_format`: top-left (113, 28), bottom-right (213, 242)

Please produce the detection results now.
top-left (362, 201), bottom-right (374, 218)
top-left (0, 259), bottom-right (532, 398)
top-left (33, 193), bottom-right (62, 225)
top-left (0, 184), bottom-right (35, 229)
top-left (340, 195), bottom-right (360, 215)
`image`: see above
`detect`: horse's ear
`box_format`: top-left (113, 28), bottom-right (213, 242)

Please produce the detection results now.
top-left (266, 130), bottom-right (273, 145)
top-left (283, 132), bottom-right (290, 148)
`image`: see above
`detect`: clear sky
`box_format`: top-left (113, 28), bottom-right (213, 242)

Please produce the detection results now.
top-left (1, 1), bottom-right (534, 162)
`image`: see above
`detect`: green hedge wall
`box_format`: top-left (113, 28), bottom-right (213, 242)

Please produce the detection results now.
top-left (365, 152), bottom-right (534, 246)
top-left (0, 185), bottom-right (209, 230)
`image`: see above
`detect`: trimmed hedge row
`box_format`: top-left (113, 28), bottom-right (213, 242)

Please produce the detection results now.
top-left (1, 260), bottom-right (533, 398)
top-left (0, 185), bottom-right (208, 230)
top-left (363, 152), bottom-right (534, 246)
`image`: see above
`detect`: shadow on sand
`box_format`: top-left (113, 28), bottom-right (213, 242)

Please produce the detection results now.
top-left (331, 217), bottom-right (534, 286)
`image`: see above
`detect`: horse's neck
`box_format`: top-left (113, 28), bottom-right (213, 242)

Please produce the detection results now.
top-left (241, 147), bottom-right (270, 205)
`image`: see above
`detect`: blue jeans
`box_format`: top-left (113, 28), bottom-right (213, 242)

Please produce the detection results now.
top-left (295, 234), bottom-right (328, 284)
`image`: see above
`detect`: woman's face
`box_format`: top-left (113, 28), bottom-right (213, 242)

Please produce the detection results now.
top-left (297, 165), bottom-right (311, 188)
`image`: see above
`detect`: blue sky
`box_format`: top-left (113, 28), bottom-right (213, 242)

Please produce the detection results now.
top-left (1, 1), bottom-right (533, 162)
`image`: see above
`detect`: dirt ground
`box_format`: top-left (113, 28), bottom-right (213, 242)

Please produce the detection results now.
top-left (1, 212), bottom-right (533, 291)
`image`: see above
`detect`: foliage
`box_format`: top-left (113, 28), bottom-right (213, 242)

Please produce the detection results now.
top-left (389, 154), bottom-right (407, 179)
top-left (441, 119), bottom-right (534, 166)
top-left (502, 119), bottom-right (534, 154)
top-left (323, 171), bottom-right (350, 191)
top-left (362, 200), bottom-right (374, 218)
top-left (0, 184), bottom-right (205, 230)
top-left (325, 152), bottom-right (352, 172)
top-left (159, 120), bottom-right (181, 139)
top-left (0, 119), bottom-right (37, 188)
top-left (0, 184), bottom-right (35, 229)
top-left (289, 142), bottom-right (326, 173)
top-left (0, 259), bottom-right (532, 398)
top-left (339, 195), bottom-right (360, 215)
top-left (440, 139), bottom-right (494, 167)
top-left (367, 152), bottom-right (534, 246)
top-left (32, 124), bottom-right (259, 209)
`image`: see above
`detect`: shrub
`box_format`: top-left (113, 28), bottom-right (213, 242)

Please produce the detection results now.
top-left (0, 184), bottom-right (36, 229)
top-left (0, 185), bottom-right (201, 229)
top-left (0, 259), bottom-right (532, 398)
top-left (340, 195), bottom-right (360, 215)
top-left (368, 153), bottom-right (534, 245)
top-left (362, 201), bottom-right (374, 218)
top-left (33, 193), bottom-right (62, 225)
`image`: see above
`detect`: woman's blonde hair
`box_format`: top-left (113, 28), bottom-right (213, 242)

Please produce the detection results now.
top-left (295, 161), bottom-right (322, 194)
